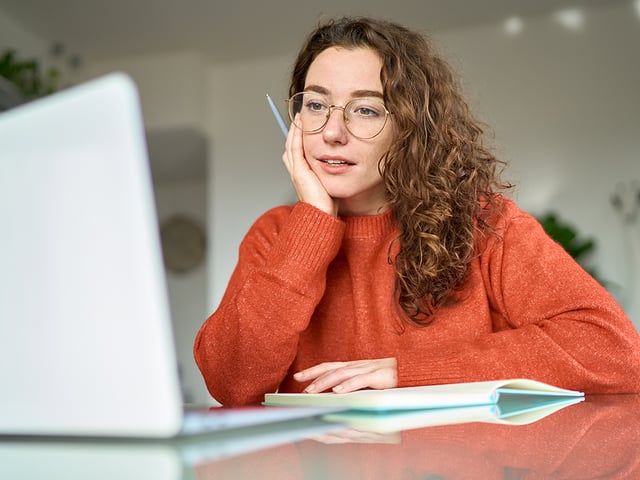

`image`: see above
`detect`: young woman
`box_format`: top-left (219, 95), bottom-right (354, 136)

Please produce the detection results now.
top-left (194, 17), bottom-right (640, 406)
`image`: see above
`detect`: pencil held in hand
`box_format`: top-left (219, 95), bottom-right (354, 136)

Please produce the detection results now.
top-left (266, 93), bottom-right (289, 138)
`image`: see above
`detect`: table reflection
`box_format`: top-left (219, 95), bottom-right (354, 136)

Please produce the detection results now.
top-left (196, 394), bottom-right (640, 479)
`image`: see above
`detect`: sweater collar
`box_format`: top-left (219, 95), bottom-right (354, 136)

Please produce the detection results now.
top-left (341, 208), bottom-right (396, 239)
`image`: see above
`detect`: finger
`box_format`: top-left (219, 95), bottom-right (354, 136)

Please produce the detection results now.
top-left (289, 117), bottom-right (305, 174)
top-left (303, 363), bottom-right (372, 393)
top-left (294, 362), bottom-right (345, 382)
top-left (282, 119), bottom-right (296, 171)
top-left (332, 370), bottom-right (383, 393)
top-left (335, 359), bottom-right (398, 392)
top-left (297, 358), bottom-right (397, 393)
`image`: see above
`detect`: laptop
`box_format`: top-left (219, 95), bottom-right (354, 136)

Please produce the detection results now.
top-left (0, 73), bottom-right (339, 438)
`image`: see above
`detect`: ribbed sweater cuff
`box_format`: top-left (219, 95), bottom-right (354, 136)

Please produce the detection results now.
top-left (397, 356), bottom-right (464, 387)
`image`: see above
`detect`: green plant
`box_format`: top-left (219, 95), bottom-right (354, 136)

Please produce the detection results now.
top-left (0, 49), bottom-right (60, 100)
top-left (536, 212), bottom-right (604, 285)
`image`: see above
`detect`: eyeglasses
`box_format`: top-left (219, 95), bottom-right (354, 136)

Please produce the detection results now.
top-left (287, 91), bottom-right (391, 139)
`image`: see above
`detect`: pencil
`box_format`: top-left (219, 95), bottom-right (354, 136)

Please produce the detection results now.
top-left (266, 94), bottom-right (289, 138)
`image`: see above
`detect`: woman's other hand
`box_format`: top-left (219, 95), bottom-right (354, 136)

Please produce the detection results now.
top-left (294, 357), bottom-right (398, 393)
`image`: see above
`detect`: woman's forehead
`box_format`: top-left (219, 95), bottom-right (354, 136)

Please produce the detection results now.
top-left (304, 46), bottom-right (384, 98)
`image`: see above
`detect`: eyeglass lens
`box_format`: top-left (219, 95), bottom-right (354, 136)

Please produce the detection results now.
top-left (288, 92), bottom-right (388, 139)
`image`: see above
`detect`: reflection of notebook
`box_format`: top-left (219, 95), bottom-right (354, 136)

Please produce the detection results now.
top-left (322, 395), bottom-right (585, 434)
top-left (0, 73), bottom-right (337, 438)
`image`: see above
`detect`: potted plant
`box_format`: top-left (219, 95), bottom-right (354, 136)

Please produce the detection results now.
top-left (0, 49), bottom-right (60, 110)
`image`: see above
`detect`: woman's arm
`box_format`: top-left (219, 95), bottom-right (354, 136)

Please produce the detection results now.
top-left (194, 203), bottom-right (345, 405)
top-left (397, 201), bottom-right (640, 393)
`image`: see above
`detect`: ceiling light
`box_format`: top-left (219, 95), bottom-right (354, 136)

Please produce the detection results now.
top-left (504, 16), bottom-right (524, 36)
top-left (554, 8), bottom-right (585, 30)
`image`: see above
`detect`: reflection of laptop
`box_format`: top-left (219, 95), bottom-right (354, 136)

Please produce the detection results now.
top-left (0, 417), bottom-right (342, 477)
top-left (0, 439), bottom-right (226, 480)
top-left (0, 73), bottom-right (336, 438)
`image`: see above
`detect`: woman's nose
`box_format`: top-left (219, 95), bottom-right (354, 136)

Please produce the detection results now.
top-left (322, 107), bottom-right (349, 143)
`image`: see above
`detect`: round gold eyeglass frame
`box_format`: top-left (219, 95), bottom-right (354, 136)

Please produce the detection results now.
top-left (286, 92), bottom-right (392, 140)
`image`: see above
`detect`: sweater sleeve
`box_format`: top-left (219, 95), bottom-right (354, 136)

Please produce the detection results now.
top-left (194, 202), bottom-right (345, 405)
top-left (398, 201), bottom-right (640, 393)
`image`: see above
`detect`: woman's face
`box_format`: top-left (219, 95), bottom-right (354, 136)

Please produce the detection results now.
top-left (301, 46), bottom-right (394, 216)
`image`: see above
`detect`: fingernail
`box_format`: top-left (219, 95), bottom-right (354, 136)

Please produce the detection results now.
top-left (333, 385), bottom-right (343, 392)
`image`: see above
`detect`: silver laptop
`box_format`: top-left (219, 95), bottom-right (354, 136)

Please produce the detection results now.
top-left (0, 73), bottom-right (337, 438)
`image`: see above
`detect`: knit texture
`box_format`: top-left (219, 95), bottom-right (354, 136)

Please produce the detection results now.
top-left (194, 197), bottom-right (640, 405)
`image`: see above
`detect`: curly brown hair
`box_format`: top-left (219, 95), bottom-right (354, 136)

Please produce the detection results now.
top-left (289, 17), bottom-right (510, 325)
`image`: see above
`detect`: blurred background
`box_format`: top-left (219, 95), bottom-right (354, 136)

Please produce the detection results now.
top-left (1, 0), bottom-right (638, 404)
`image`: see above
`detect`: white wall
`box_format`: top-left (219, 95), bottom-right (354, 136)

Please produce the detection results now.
top-left (206, 53), bottom-right (296, 310)
top-left (0, 6), bottom-right (48, 58)
top-left (72, 51), bottom-right (207, 130)
top-left (154, 181), bottom-right (209, 404)
top-left (207, 2), bottom-right (640, 329)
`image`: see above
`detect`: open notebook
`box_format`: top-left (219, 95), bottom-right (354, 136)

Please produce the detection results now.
top-left (264, 378), bottom-right (585, 433)
top-left (0, 73), bottom-right (339, 438)
top-left (264, 378), bottom-right (584, 411)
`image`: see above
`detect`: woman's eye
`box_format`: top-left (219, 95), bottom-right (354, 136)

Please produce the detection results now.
top-left (306, 101), bottom-right (327, 112)
top-left (353, 105), bottom-right (380, 117)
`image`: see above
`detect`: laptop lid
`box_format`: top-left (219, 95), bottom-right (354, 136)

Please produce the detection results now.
top-left (0, 73), bottom-right (185, 438)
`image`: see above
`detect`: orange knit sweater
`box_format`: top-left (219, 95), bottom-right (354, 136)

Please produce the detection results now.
top-left (194, 197), bottom-right (640, 405)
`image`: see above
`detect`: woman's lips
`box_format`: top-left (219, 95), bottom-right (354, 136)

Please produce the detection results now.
top-left (316, 156), bottom-right (355, 173)
top-left (321, 159), bottom-right (351, 165)
top-left (317, 156), bottom-right (355, 166)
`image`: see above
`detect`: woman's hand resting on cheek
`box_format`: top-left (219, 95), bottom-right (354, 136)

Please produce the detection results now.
top-left (282, 116), bottom-right (338, 217)
top-left (294, 357), bottom-right (398, 393)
